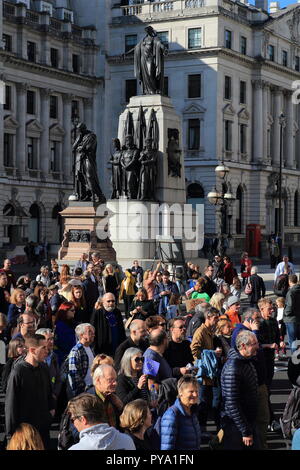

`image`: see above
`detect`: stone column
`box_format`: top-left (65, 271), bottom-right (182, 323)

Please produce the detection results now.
top-left (16, 82), bottom-right (28, 176)
top-left (285, 90), bottom-right (294, 169)
top-left (40, 88), bottom-right (52, 176)
top-left (62, 93), bottom-right (73, 181)
top-left (262, 81), bottom-right (270, 164)
top-left (252, 79), bottom-right (263, 163)
top-left (272, 86), bottom-right (283, 167)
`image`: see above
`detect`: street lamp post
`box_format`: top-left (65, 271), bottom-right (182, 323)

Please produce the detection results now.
top-left (278, 112), bottom-right (286, 256)
top-left (207, 164), bottom-right (235, 256)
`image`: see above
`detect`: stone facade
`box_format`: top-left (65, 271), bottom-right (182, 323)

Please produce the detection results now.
top-left (0, 0), bottom-right (102, 257)
top-left (99, 0), bottom-right (300, 251)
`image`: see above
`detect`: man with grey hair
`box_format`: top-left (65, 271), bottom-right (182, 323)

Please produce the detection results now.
top-left (36, 328), bottom-right (61, 405)
top-left (67, 323), bottom-right (95, 398)
top-left (248, 266), bottom-right (266, 308)
top-left (221, 329), bottom-right (260, 450)
top-left (186, 302), bottom-right (210, 340)
top-left (114, 319), bottom-right (148, 371)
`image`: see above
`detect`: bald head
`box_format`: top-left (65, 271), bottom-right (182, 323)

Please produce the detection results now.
top-left (130, 319), bottom-right (147, 343)
top-left (149, 328), bottom-right (168, 351)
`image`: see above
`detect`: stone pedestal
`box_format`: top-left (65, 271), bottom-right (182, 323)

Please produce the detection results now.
top-left (118, 95), bottom-right (186, 204)
top-left (58, 202), bottom-right (116, 262)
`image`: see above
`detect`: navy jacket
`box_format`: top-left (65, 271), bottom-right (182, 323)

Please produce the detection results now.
top-left (221, 348), bottom-right (258, 437)
top-left (160, 398), bottom-right (201, 450)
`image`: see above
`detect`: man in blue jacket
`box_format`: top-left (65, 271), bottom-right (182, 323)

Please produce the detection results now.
top-left (154, 271), bottom-right (179, 316)
top-left (221, 329), bottom-right (261, 450)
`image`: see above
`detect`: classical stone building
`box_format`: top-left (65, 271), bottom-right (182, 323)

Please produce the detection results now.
top-left (0, 0), bottom-right (102, 257)
top-left (100, 0), bottom-right (300, 253)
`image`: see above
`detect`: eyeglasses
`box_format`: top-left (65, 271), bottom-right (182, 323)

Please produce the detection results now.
top-left (173, 325), bottom-right (186, 330)
top-left (159, 322), bottom-right (166, 327)
top-left (134, 356), bottom-right (145, 363)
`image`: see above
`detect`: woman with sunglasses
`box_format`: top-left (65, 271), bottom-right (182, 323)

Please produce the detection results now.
top-left (116, 347), bottom-right (149, 406)
top-left (54, 302), bottom-right (77, 366)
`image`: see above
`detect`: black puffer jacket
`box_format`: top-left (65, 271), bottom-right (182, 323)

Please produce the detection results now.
top-left (221, 348), bottom-right (258, 437)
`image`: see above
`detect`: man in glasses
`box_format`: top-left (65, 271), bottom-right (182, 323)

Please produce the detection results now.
top-left (67, 393), bottom-right (135, 450)
top-left (90, 293), bottom-right (126, 356)
top-left (164, 317), bottom-right (194, 378)
top-left (114, 319), bottom-right (148, 371)
top-left (12, 313), bottom-right (37, 341)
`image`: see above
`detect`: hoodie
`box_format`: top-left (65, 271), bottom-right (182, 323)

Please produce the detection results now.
top-left (68, 423), bottom-right (135, 450)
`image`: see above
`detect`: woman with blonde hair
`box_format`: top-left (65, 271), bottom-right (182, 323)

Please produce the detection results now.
top-left (102, 264), bottom-right (119, 301)
top-left (214, 318), bottom-right (232, 362)
top-left (7, 288), bottom-right (26, 328)
top-left (7, 423), bottom-right (45, 450)
top-left (91, 353), bottom-right (114, 376)
top-left (119, 270), bottom-right (137, 319)
top-left (209, 292), bottom-right (225, 314)
top-left (120, 399), bottom-right (153, 450)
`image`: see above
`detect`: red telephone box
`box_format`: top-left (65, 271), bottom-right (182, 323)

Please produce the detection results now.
top-left (246, 224), bottom-right (261, 257)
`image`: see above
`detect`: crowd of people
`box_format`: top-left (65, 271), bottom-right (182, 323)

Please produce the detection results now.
top-left (0, 250), bottom-right (298, 451)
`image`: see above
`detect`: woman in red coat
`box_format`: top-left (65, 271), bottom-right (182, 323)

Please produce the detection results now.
top-left (240, 252), bottom-right (253, 287)
top-left (223, 256), bottom-right (236, 286)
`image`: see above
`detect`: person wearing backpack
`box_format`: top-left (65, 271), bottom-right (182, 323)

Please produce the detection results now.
top-left (160, 375), bottom-right (201, 450)
top-left (248, 266), bottom-right (266, 308)
top-left (274, 266), bottom-right (290, 298)
top-left (186, 303), bottom-right (209, 341)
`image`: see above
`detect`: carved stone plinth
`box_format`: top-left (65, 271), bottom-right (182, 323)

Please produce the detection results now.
top-left (58, 202), bottom-right (116, 263)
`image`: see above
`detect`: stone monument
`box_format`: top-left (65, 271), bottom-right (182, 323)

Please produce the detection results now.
top-left (58, 122), bottom-right (116, 264)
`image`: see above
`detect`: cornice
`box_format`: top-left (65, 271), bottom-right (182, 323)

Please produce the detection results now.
top-left (0, 52), bottom-right (103, 87)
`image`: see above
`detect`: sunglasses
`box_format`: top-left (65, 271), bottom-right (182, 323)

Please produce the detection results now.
top-left (134, 357), bottom-right (145, 363)
top-left (174, 326), bottom-right (186, 330)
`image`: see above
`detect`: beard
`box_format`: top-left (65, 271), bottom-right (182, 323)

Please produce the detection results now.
top-left (105, 306), bottom-right (115, 312)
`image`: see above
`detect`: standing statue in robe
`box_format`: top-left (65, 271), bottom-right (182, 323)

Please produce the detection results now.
top-left (120, 135), bottom-right (140, 199)
top-left (109, 138), bottom-right (122, 199)
top-left (134, 26), bottom-right (167, 95)
top-left (138, 138), bottom-right (157, 201)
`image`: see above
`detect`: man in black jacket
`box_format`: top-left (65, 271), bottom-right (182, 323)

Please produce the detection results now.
top-left (82, 264), bottom-right (99, 315)
top-left (164, 317), bottom-right (194, 378)
top-left (202, 265), bottom-right (217, 298)
top-left (5, 334), bottom-right (55, 448)
top-left (283, 274), bottom-right (300, 354)
top-left (0, 272), bottom-right (10, 315)
top-left (221, 329), bottom-right (260, 450)
top-left (114, 319), bottom-right (148, 370)
top-left (90, 293), bottom-right (126, 356)
top-left (248, 266), bottom-right (266, 308)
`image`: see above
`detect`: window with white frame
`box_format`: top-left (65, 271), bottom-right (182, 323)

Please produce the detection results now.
top-left (188, 28), bottom-right (202, 49)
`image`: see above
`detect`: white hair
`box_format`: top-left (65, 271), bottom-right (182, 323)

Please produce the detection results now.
top-left (36, 328), bottom-right (53, 336)
top-left (92, 364), bottom-right (115, 385)
top-left (251, 266), bottom-right (258, 275)
top-left (75, 323), bottom-right (94, 339)
top-left (236, 330), bottom-right (256, 350)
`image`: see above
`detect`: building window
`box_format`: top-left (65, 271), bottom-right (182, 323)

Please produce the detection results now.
top-left (50, 95), bottom-right (58, 119)
top-left (295, 191), bottom-right (299, 226)
top-left (50, 48), bottom-right (59, 67)
top-left (188, 74), bottom-right (201, 98)
top-left (50, 141), bottom-right (59, 172)
top-left (4, 85), bottom-right (11, 110)
top-left (188, 28), bottom-right (202, 49)
top-left (224, 76), bottom-right (231, 100)
top-left (4, 133), bottom-right (13, 167)
top-left (27, 90), bottom-right (35, 115)
top-left (125, 34), bottom-right (137, 53)
top-left (188, 119), bottom-right (200, 150)
top-left (163, 76), bottom-right (169, 97)
top-left (268, 45), bottom-right (275, 61)
top-left (236, 186), bottom-right (243, 234)
top-left (157, 31), bottom-right (169, 48)
top-left (27, 137), bottom-right (37, 169)
top-left (72, 54), bottom-right (80, 73)
top-left (27, 41), bottom-right (36, 62)
top-left (125, 79), bottom-right (137, 103)
top-left (240, 124), bottom-right (247, 154)
top-left (295, 55), bottom-right (300, 72)
top-left (2, 34), bottom-right (12, 52)
top-left (282, 50), bottom-right (288, 67)
top-left (225, 30), bottom-right (232, 49)
top-left (240, 36), bottom-right (247, 55)
top-left (240, 81), bottom-right (246, 104)
top-left (72, 100), bottom-right (79, 120)
top-left (225, 120), bottom-right (232, 151)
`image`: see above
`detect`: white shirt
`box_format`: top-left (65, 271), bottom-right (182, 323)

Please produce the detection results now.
top-left (83, 346), bottom-right (94, 386)
top-left (274, 261), bottom-right (295, 280)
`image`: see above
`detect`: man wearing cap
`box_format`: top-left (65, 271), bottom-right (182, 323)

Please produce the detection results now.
top-left (48, 284), bottom-right (64, 316)
top-left (224, 296), bottom-right (242, 328)
top-left (154, 270), bottom-right (179, 316)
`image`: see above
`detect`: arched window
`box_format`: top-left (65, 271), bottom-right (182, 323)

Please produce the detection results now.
top-left (28, 203), bottom-right (40, 243)
top-left (236, 186), bottom-right (243, 234)
top-left (52, 204), bottom-right (63, 244)
top-left (187, 183), bottom-right (204, 210)
top-left (295, 191), bottom-right (299, 227)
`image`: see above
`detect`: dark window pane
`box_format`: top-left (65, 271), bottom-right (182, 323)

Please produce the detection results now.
top-left (125, 34), bottom-right (137, 53)
top-left (4, 85), bottom-right (11, 110)
top-left (27, 90), bottom-right (35, 114)
top-left (240, 36), bottom-right (247, 55)
top-left (163, 76), bottom-right (169, 96)
top-left (51, 141), bottom-right (59, 172)
top-left (27, 138), bottom-right (37, 169)
top-left (268, 45), bottom-right (274, 61)
top-left (295, 56), bottom-right (300, 72)
top-left (27, 41), bottom-right (36, 62)
top-left (50, 48), bottom-right (59, 67)
top-left (240, 81), bottom-right (246, 104)
top-left (50, 95), bottom-right (58, 119)
top-left (72, 54), bottom-right (79, 73)
top-left (224, 76), bottom-right (231, 100)
top-left (188, 119), bottom-right (200, 150)
top-left (4, 133), bottom-right (13, 167)
top-left (157, 31), bottom-right (169, 49)
top-left (72, 100), bottom-right (79, 120)
top-left (282, 50), bottom-right (287, 67)
top-left (125, 79), bottom-right (137, 103)
top-left (188, 28), bottom-right (201, 49)
top-left (225, 30), bottom-right (232, 49)
top-left (188, 74), bottom-right (201, 98)
top-left (3, 34), bottom-right (12, 52)
top-left (240, 124), bottom-right (246, 154)
top-left (225, 120), bottom-right (232, 151)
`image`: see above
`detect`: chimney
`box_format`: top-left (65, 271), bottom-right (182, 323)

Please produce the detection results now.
top-left (255, 0), bottom-right (268, 11)
top-left (270, 1), bottom-right (280, 13)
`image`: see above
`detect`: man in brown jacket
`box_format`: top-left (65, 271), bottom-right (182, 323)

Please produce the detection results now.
top-left (190, 306), bottom-right (221, 432)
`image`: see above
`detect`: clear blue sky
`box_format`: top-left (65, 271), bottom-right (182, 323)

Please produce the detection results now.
top-left (248, 0), bottom-right (298, 8)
